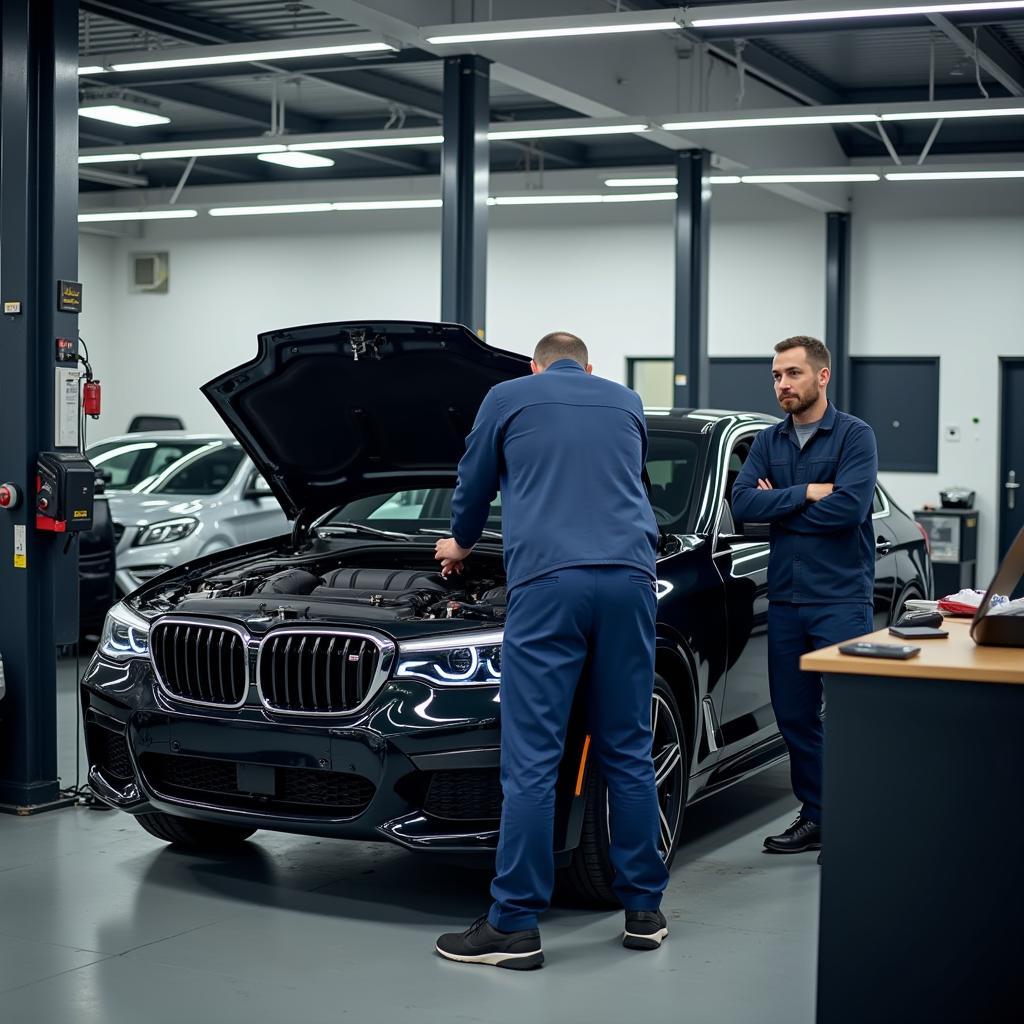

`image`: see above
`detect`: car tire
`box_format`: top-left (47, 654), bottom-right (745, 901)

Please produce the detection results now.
top-left (890, 586), bottom-right (923, 625)
top-left (135, 812), bottom-right (256, 849)
top-left (556, 674), bottom-right (690, 908)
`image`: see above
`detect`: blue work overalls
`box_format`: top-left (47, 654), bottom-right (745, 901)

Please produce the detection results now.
top-left (451, 360), bottom-right (669, 931)
top-left (732, 402), bottom-right (878, 824)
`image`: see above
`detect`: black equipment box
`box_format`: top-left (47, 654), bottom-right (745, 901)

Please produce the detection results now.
top-left (36, 451), bottom-right (95, 532)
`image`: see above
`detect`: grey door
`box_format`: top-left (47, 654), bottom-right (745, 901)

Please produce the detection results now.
top-left (998, 359), bottom-right (1024, 598)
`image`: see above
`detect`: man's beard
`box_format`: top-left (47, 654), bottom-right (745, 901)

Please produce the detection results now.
top-left (779, 382), bottom-right (819, 416)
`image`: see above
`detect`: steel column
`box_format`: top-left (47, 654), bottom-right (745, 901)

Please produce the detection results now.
top-left (441, 55), bottom-right (489, 338)
top-left (673, 150), bottom-right (711, 409)
top-left (0, 0), bottom-right (81, 811)
top-left (825, 212), bottom-right (852, 411)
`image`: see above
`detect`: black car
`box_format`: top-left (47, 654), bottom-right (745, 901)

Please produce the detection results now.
top-left (78, 479), bottom-right (117, 640)
top-left (80, 321), bottom-right (932, 905)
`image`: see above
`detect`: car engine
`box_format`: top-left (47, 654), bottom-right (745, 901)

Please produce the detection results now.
top-left (132, 543), bottom-right (508, 625)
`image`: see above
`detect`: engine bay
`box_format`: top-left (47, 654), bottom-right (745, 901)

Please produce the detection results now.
top-left (132, 541), bottom-right (508, 626)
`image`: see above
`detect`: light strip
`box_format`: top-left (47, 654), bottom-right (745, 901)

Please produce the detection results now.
top-left (79, 105), bottom-right (170, 128)
top-left (489, 123), bottom-right (649, 140)
top-left (257, 151), bottom-right (335, 169)
top-left (885, 169), bottom-right (1024, 179)
top-left (427, 22), bottom-right (679, 44)
top-left (881, 106), bottom-right (1024, 121)
top-left (109, 41), bottom-right (394, 73)
top-left (208, 199), bottom-right (443, 217)
top-left (663, 113), bottom-right (879, 130)
top-left (289, 134), bottom-right (444, 151)
top-left (78, 209), bottom-right (198, 223)
top-left (140, 144), bottom-right (287, 159)
top-left (601, 191), bottom-right (678, 203)
top-left (605, 176), bottom-right (679, 187)
top-left (491, 194), bottom-right (605, 205)
top-left (691, 2), bottom-right (1024, 28)
top-left (79, 153), bottom-right (142, 164)
top-left (742, 173), bottom-right (881, 182)
top-left (78, 66), bottom-right (106, 75)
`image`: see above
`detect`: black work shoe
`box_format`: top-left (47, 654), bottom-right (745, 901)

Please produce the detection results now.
top-left (435, 915), bottom-right (544, 970)
top-left (623, 910), bottom-right (669, 950)
top-left (763, 816), bottom-right (822, 854)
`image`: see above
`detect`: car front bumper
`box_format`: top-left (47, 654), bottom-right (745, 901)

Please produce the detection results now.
top-left (81, 653), bottom-right (548, 853)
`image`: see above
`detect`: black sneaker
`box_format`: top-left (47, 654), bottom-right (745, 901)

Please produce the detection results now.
top-left (623, 910), bottom-right (669, 950)
top-left (763, 816), bottom-right (821, 854)
top-left (435, 915), bottom-right (544, 970)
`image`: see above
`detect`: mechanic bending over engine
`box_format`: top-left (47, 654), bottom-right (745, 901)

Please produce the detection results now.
top-left (432, 331), bottom-right (669, 970)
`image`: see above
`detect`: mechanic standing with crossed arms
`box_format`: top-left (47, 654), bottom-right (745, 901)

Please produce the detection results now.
top-left (433, 331), bottom-right (669, 970)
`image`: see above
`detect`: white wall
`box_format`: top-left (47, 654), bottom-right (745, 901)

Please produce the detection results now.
top-left (78, 181), bottom-right (1023, 581)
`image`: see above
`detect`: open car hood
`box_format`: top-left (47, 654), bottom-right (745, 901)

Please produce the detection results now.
top-left (201, 320), bottom-right (530, 522)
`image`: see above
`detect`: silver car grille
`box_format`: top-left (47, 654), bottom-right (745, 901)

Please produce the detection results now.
top-left (151, 620), bottom-right (249, 709)
top-left (150, 620), bottom-right (394, 716)
top-left (256, 629), bottom-right (390, 715)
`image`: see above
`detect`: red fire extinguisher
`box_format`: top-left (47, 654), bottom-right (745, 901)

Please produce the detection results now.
top-left (83, 378), bottom-right (102, 418)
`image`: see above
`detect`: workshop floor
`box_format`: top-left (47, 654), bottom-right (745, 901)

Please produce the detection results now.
top-left (0, 655), bottom-right (820, 1024)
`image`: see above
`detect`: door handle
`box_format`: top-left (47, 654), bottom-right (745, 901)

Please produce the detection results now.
top-left (875, 537), bottom-right (893, 554)
top-left (1006, 469), bottom-right (1020, 511)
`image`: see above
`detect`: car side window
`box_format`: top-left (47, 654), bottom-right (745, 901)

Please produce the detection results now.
top-left (872, 487), bottom-right (886, 516)
top-left (724, 436), bottom-right (756, 516)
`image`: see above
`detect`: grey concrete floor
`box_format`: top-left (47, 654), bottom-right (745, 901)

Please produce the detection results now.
top-left (0, 655), bottom-right (820, 1024)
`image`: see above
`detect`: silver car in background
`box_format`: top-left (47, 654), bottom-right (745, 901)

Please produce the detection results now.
top-left (87, 433), bottom-right (288, 595)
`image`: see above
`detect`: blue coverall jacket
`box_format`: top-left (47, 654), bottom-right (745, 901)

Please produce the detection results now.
top-left (450, 359), bottom-right (659, 585)
top-left (731, 402), bottom-right (878, 604)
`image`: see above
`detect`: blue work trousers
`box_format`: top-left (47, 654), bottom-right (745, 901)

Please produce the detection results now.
top-left (767, 601), bottom-right (874, 825)
top-left (489, 566), bottom-right (669, 932)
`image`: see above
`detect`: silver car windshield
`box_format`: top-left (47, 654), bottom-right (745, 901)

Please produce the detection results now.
top-left (147, 445), bottom-right (246, 496)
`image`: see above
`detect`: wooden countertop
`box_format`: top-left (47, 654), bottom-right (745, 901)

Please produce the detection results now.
top-left (800, 619), bottom-right (1024, 685)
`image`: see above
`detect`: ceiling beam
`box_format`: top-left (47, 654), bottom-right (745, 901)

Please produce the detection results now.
top-left (928, 16), bottom-right (1024, 97)
top-left (81, 0), bottom-right (249, 45)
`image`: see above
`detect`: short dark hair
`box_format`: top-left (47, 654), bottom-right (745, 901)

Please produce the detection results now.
top-left (534, 331), bottom-right (589, 368)
top-left (774, 335), bottom-right (831, 372)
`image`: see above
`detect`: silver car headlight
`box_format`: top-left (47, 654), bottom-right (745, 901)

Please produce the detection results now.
top-left (135, 517), bottom-right (199, 547)
top-left (99, 601), bottom-right (151, 661)
top-left (396, 630), bottom-right (503, 685)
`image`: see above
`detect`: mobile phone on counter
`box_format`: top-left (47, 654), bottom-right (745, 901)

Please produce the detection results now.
top-left (888, 626), bottom-right (948, 640)
top-left (838, 641), bottom-right (921, 660)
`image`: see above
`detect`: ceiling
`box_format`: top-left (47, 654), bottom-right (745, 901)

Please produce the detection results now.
top-left (77, 1), bottom-right (1024, 203)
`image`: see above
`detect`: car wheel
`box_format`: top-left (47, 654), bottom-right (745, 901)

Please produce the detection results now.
top-left (135, 812), bottom-right (256, 849)
top-left (890, 586), bottom-right (923, 626)
top-left (556, 674), bottom-right (690, 908)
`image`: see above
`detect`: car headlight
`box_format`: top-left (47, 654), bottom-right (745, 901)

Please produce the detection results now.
top-left (135, 517), bottom-right (199, 547)
top-left (396, 630), bottom-right (503, 685)
top-left (98, 601), bottom-right (151, 661)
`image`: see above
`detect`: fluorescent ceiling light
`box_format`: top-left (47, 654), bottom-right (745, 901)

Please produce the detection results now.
top-left (601, 191), bottom-right (677, 203)
top-left (141, 144), bottom-right (287, 159)
top-left (489, 123), bottom-right (648, 140)
top-left (78, 209), bottom-right (198, 223)
top-left (209, 203), bottom-right (334, 217)
top-left (208, 199), bottom-right (442, 217)
top-left (885, 169), bottom-right (1024, 179)
top-left (710, 175), bottom-right (743, 184)
top-left (605, 176), bottom-right (678, 187)
top-left (79, 105), bottom-right (170, 127)
top-left (427, 23), bottom-right (679, 44)
top-left (491, 194), bottom-right (605, 205)
top-left (78, 65), bottom-right (106, 75)
top-left (741, 173), bottom-right (880, 183)
top-left (109, 41), bottom-right (394, 73)
top-left (257, 152), bottom-right (336, 169)
top-left (289, 134), bottom-right (444, 151)
top-left (78, 153), bottom-right (142, 164)
top-left (881, 106), bottom-right (1024, 121)
top-left (331, 199), bottom-right (442, 210)
top-left (663, 113), bottom-right (878, 130)
top-left (691, 3), bottom-right (1024, 29)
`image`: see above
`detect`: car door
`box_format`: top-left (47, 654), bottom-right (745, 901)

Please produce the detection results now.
top-left (230, 463), bottom-right (288, 544)
top-left (714, 431), bottom-right (775, 752)
top-left (870, 486), bottom-right (901, 628)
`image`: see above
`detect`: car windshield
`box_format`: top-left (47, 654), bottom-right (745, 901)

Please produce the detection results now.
top-left (86, 439), bottom-right (211, 490)
top-left (148, 445), bottom-right (246, 496)
top-left (324, 433), bottom-right (701, 534)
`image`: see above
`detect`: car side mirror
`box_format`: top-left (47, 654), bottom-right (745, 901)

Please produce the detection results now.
top-left (245, 474), bottom-right (273, 499)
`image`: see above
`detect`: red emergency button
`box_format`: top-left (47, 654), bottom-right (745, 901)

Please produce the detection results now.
top-left (0, 483), bottom-right (20, 509)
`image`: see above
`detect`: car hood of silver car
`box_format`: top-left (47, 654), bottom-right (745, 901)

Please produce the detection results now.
top-left (201, 320), bottom-right (531, 522)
